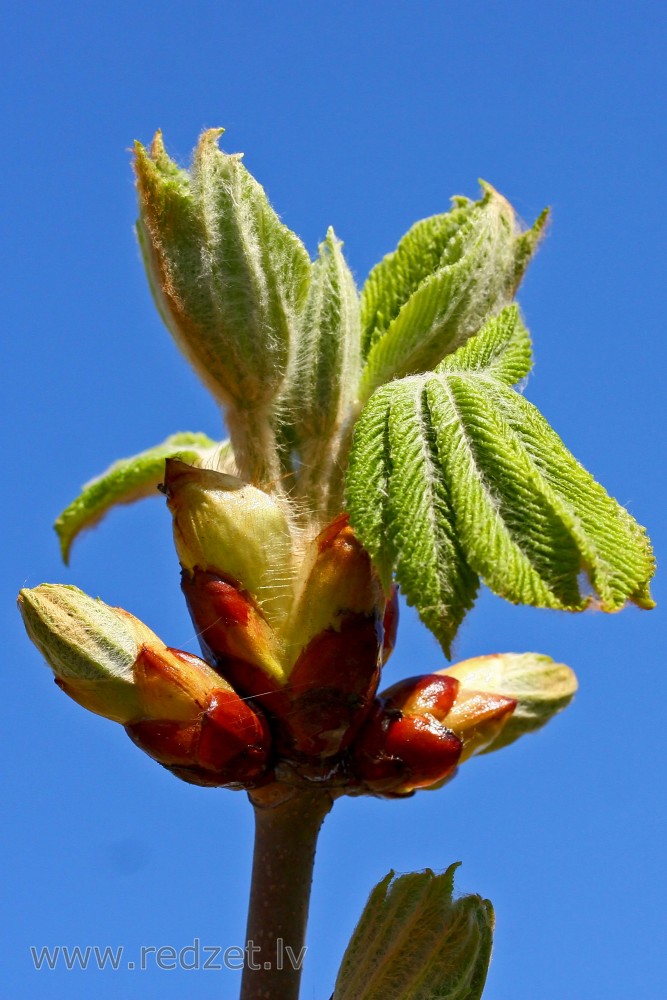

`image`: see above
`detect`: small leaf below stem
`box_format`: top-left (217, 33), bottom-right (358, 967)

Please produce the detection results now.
top-left (333, 864), bottom-right (493, 1000)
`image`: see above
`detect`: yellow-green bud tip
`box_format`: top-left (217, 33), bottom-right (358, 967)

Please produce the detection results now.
top-left (18, 584), bottom-right (148, 722)
top-left (164, 459), bottom-right (295, 627)
top-left (441, 652), bottom-right (578, 755)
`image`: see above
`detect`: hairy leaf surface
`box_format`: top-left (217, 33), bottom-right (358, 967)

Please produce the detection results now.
top-left (135, 130), bottom-right (311, 407)
top-left (288, 227), bottom-right (361, 441)
top-left (358, 185), bottom-right (547, 400)
top-left (387, 378), bottom-right (479, 654)
top-left (360, 196), bottom-right (478, 356)
top-left (346, 307), bottom-right (654, 650)
top-left (333, 864), bottom-right (493, 1000)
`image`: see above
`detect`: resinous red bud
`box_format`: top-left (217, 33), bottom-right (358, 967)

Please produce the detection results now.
top-left (288, 514), bottom-right (386, 655)
top-left (381, 673), bottom-right (460, 721)
top-left (352, 702), bottom-right (462, 794)
top-left (181, 568), bottom-right (287, 709)
top-left (125, 647), bottom-right (271, 787)
top-left (276, 614), bottom-right (383, 759)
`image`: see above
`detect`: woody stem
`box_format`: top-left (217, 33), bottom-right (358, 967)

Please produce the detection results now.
top-left (240, 787), bottom-right (333, 1000)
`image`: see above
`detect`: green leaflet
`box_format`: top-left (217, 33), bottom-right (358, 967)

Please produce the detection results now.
top-left (345, 369), bottom-right (479, 653)
top-left (358, 184), bottom-right (547, 401)
top-left (387, 377), bottom-right (479, 654)
top-left (426, 375), bottom-right (584, 609)
top-left (437, 302), bottom-right (533, 384)
top-left (360, 196), bottom-right (478, 357)
top-left (511, 207), bottom-right (549, 291)
top-left (490, 388), bottom-right (655, 610)
top-left (344, 382), bottom-right (394, 590)
top-left (55, 432), bottom-right (222, 564)
top-left (332, 864), bottom-right (493, 1000)
top-left (135, 130), bottom-right (311, 409)
top-left (288, 227), bottom-right (362, 442)
top-left (346, 306), bottom-right (654, 652)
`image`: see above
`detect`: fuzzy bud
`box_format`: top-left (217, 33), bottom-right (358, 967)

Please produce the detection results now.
top-left (134, 129), bottom-right (311, 410)
top-left (164, 459), bottom-right (295, 631)
top-left (181, 512), bottom-right (387, 763)
top-left (19, 585), bottom-right (271, 786)
top-left (441, 653), bottom-right (578, 756)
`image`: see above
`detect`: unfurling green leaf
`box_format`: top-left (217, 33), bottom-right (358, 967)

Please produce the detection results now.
top-left (134, 130), bottom-right (311, 409)
top-left (333, 864), bottom-right (493, 1000)
top-left (358, 184), bottom-right (547, 401)
top-left (55, 432), bottom-right (221, 563)
top-left (346, 377), bottom-right (479, 652)
top-left (287, 227), bottom-right (362, 443)
top-left (442, 653), bottom-right (578, 757)
top-left (346, 306), bottom-right (654, 652)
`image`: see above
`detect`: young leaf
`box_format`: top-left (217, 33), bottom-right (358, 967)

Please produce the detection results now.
top-left (358, 185), bottom-right (546, 401)
top-left (135, 130), bottom-right (311, 409)
top-left (333, 864), bottom-right (494, 1000)
top-left (383, 377), bottom-right (479, 654)
top-left (287, 227), bottom-right (362, 442)
top-left (425, 374), bottom-right (585, 610)
top-left (437, 302), bottom-right (533, 384)
top-left (346, 306), bottom-right (654, 651)
top-left (55, 432), bottom-right (222, 563)
top-left (343, 384), bottom-right (394, 590)
top-left (511, 206), bottom-right (549, 290)
top-left (360, 196), bottom-right (478, 356)
top-left (490, 386), bottom-right (655, 610)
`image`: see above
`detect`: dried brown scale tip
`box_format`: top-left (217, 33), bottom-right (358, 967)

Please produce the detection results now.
top-left (274, 757), bottom-right (350, 790)
top-left (164, 764), bottom-right (276, 790)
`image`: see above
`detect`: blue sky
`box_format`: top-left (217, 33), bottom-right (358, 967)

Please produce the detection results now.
top-left (3, 3), bottom-right (666, 997)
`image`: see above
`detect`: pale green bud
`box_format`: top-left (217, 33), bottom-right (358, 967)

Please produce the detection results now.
top-left (18, 584), bottom-right (233, 726)
top-left (19, 585), bottom-right (145, 722)
top-left (442, 652), bottom-right (578, 754)
top-left (164, 459), bottom-right (295, 629)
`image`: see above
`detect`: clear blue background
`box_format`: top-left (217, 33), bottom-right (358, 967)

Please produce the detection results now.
top-left (3, 2), bottom-right (665, 997)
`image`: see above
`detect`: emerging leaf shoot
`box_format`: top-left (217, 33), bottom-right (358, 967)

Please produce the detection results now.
top-left (333, 864), bottom-right (493, 1000)
top-left (346, 306), bottom-right (654, 654)
top-left (358, 184), bottom-right (546, 400)
top-left (135, 130), bottom-right (311, 411)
